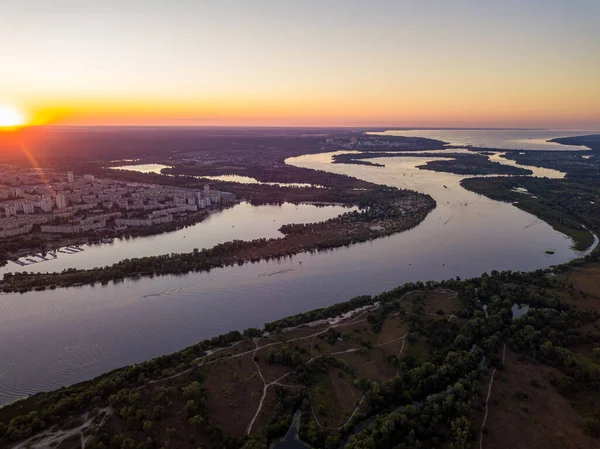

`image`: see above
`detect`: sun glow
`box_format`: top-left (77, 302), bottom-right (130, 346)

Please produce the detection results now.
top-left (0, 105), bottom-right (26, 128)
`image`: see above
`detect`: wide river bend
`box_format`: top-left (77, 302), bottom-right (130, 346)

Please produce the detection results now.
top-left (0, 143), bottom-right (595, 405)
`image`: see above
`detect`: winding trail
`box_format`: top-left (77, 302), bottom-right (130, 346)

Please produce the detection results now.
top-left (132, 288), bottom-right (458, 436)
top-left (207, 288), bottom-right (457, 433)
top-left (247, 371), bottom-right (294, 434)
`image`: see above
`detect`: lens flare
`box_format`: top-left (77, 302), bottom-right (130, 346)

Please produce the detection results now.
top-left (0, 105), bottom-right (25, 127)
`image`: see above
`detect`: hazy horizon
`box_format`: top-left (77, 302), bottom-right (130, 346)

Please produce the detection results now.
top-left (2, 0), bottom-right (599, 128)
top-left (13, 125), bottom-right (600, 132)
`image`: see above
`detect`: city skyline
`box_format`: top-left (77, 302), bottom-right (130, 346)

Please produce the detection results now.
top-left (2, 0), bottom-right (599, 128)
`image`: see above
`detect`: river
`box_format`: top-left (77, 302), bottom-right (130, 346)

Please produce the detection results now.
top-left (368, 129), bottom-right (598, 151)
top-left (0, 131), bottom-right (596, 405)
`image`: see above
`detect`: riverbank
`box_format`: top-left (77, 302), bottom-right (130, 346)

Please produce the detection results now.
top-left (461, 176), bottom-right (600, 251)
top-left (3, 254), bottom-right (600, 449)
top-left (0, 189), bottom-right (435, 293)
top-left (0, 208), bottom-right (224, 267)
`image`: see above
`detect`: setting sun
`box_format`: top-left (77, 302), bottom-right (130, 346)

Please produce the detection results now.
top-left (0, 105), bottom-right (25, 128)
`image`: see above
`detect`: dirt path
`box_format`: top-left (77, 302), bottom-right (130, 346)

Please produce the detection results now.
top-left (479, 343), bottom-right (507, 449)
top-left (246, 340), bottom-right (294, 435)
top-left (395, 335), bottom-right (407, 376)
top-left (307, 388), bottom-right (369, 431)
top-left (376, 334), bottom-right (406, 347)
top-left (11, 407), bottom-right (112, 449)
top-left (143, 288), bottom-right (458, 435)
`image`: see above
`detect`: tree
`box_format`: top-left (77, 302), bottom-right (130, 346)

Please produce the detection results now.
top-left (450, 416), bottom-right (471, 449)
top-left (189, 414), bottom-right (205, 429)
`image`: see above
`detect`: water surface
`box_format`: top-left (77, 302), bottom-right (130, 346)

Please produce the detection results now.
top-left (198, 174), bottom-right (321, 188)
top-left (1, 202), bottom-right (353, 274)
top-left (110, 164), bottom-right (171, 174)
top-left (368, 129), bottom-right (597, 151)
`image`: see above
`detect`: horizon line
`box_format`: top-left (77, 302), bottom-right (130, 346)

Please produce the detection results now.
top-left (10, 125), bottom-right (561, 131)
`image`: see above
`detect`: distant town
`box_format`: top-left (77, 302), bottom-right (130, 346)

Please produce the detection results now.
top-left (0, 165), bottom-right (236, 262)
top-left (324, 135), bottom-right (445, 151)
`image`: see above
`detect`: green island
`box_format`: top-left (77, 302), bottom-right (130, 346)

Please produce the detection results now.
top-left (549, 134), bottom-right (600, 151)
top-left (500, 150), bottom-right (600, 180)
top-left (331, 152), bottom-right (533, 176)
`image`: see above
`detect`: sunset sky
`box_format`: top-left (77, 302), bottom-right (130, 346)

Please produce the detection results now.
top-left (2, 0), bottom-right (599, 128)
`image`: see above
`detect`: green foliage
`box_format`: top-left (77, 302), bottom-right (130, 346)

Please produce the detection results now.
top-left (4, 256), bottom-right (600, 449)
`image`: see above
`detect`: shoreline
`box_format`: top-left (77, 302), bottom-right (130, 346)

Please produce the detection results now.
top-left (2, 253), bottom-right (599, 447)
top-left (0, 190), bottom-right (435, 293)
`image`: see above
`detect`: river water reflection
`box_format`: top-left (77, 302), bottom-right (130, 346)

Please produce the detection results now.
top-left (368, 129), bottom-right (597, 151)
top-left (197, 174), bottom-right (321, 188)
top-left (0, 202), bottom-right (353, 275)
top-left (0, 149), bottom-right (592, 405)
top-left (110, 164), bottom-right (171, 174)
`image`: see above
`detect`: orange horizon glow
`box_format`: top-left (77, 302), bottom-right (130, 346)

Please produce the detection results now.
top-left (13, 76), bottom-right (600, 129)
top-left (3, 2), bottom-right (599, 130)
top-left (13, 95), bottom-right (600, 130)
top-left (5, 95), bottom-right (600, 130)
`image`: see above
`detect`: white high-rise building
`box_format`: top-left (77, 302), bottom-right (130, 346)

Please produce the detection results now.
top-left (40, 196), bottom-right (53, 212)
top-left (4, 204), bottom-right (17, 217)
top-left (67, 171), bottom-right (74, 183)
top-left (56, 193), bottom-right (67, 210)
